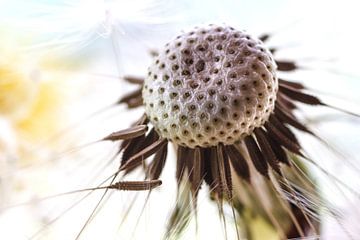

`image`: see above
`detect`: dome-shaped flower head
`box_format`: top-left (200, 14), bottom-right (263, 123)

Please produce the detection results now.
top-left (105, 24), bottom-right (358, 239)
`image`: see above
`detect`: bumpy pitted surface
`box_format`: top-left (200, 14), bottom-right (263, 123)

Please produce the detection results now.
top-left (143, 24), bottom-right (278, 148)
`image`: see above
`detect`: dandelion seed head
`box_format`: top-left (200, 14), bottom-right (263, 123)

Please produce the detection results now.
top-left (143, 25), bottom-right (278, 148)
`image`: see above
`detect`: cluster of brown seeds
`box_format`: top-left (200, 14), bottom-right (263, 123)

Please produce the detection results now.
top-left (113, 23), bottom-right (354, 239)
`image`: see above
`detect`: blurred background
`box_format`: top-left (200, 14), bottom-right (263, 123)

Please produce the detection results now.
top-left (0, 0), bottom-right (360, 239)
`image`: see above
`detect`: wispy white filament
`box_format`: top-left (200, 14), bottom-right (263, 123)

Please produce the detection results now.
top-left (10, 0), bottom-right (182, 52)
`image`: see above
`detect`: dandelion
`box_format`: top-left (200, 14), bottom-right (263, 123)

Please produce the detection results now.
top-left (1, 2), bottom-right (360, 238)
top-left (111, 24), bottom-right (359, 239)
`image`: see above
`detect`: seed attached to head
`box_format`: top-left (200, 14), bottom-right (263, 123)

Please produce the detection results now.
top-left (143, 24), bottom-right (278, 148)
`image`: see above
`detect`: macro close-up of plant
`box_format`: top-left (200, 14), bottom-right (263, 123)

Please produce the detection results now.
top-left (0, 0), bottom-right (360, 240)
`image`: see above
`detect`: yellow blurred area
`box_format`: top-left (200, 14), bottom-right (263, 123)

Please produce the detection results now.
top-left (0, 29), bottom-right (80, 166)
top-left (0, 68), bottom-right (70, 167)
top-left (0, 64), bottom-right (38, 119)
top-left (15, 77), bottom-right (66, 143)
top-left (0, 56), bottom-right (70, 137)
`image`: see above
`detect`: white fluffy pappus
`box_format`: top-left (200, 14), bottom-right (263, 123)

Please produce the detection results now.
top-left (6, 0), bottom-right (184, 53)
